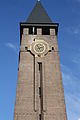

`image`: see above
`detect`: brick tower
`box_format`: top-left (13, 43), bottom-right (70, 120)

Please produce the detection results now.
top-left (14, 1), bottom-right (67, 120)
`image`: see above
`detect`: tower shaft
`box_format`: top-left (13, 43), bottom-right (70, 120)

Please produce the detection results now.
top-left (13, 1), bottom-right (67, 120)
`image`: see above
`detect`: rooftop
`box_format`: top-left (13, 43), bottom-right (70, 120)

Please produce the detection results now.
top-left (26, 1), bottom-right (52, 24)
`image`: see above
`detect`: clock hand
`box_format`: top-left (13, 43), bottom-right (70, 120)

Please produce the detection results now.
top-left (39, 46), bottom-right (43, 49)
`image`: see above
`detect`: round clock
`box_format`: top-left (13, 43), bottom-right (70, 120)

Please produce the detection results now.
top-left (34, 43), bottom-right (45, 53)
top-left (29, 39), bottom-right (50, 57)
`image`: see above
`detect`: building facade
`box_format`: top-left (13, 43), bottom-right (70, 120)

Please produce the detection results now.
top-left (14, 1), bottom-right (67, 120)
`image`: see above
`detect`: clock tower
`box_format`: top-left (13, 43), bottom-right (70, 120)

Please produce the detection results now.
top-left (14, 1), bottom-right (67, 120)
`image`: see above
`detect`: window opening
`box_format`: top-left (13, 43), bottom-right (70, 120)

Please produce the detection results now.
top-left (39, 114), bottom-right (41, 120)
top-left (25, 47), bottom-right (28, 51)
top-left (42, 27), bottom-right (50, 35)
top-left (38, 62), bottom-right (42, 71)
top-left (29, 27), bottom-right (37, 35)
top-left (39, 87), bottom-right (41, 97)
top-left (52, 47), bottom-right (54, 50)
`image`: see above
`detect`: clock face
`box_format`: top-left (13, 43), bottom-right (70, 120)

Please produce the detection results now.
top-left (29, 39), bottom-right (50, 57)
top-left (34, 43), bottom-right (45, 53)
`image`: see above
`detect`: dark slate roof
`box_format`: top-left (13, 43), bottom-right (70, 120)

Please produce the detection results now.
top-left (26, 1), bottom-right (52, 23)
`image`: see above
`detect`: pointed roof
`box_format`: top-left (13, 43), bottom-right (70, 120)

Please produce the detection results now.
top-left (26, 1), bottom-right (52, 23)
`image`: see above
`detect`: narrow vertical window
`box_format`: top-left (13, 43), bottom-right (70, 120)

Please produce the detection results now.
top-left (38, 62), bottom-right (43, 120)
top-left (39, 114), bottom-right (41, 120)
top-left (39, 87), bottom-right (41, 97)
top-left (38, 62), bottom-right (42, 71)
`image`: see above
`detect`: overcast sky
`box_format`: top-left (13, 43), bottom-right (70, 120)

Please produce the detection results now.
top-left (0, 0), bottom-right (80, 120)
